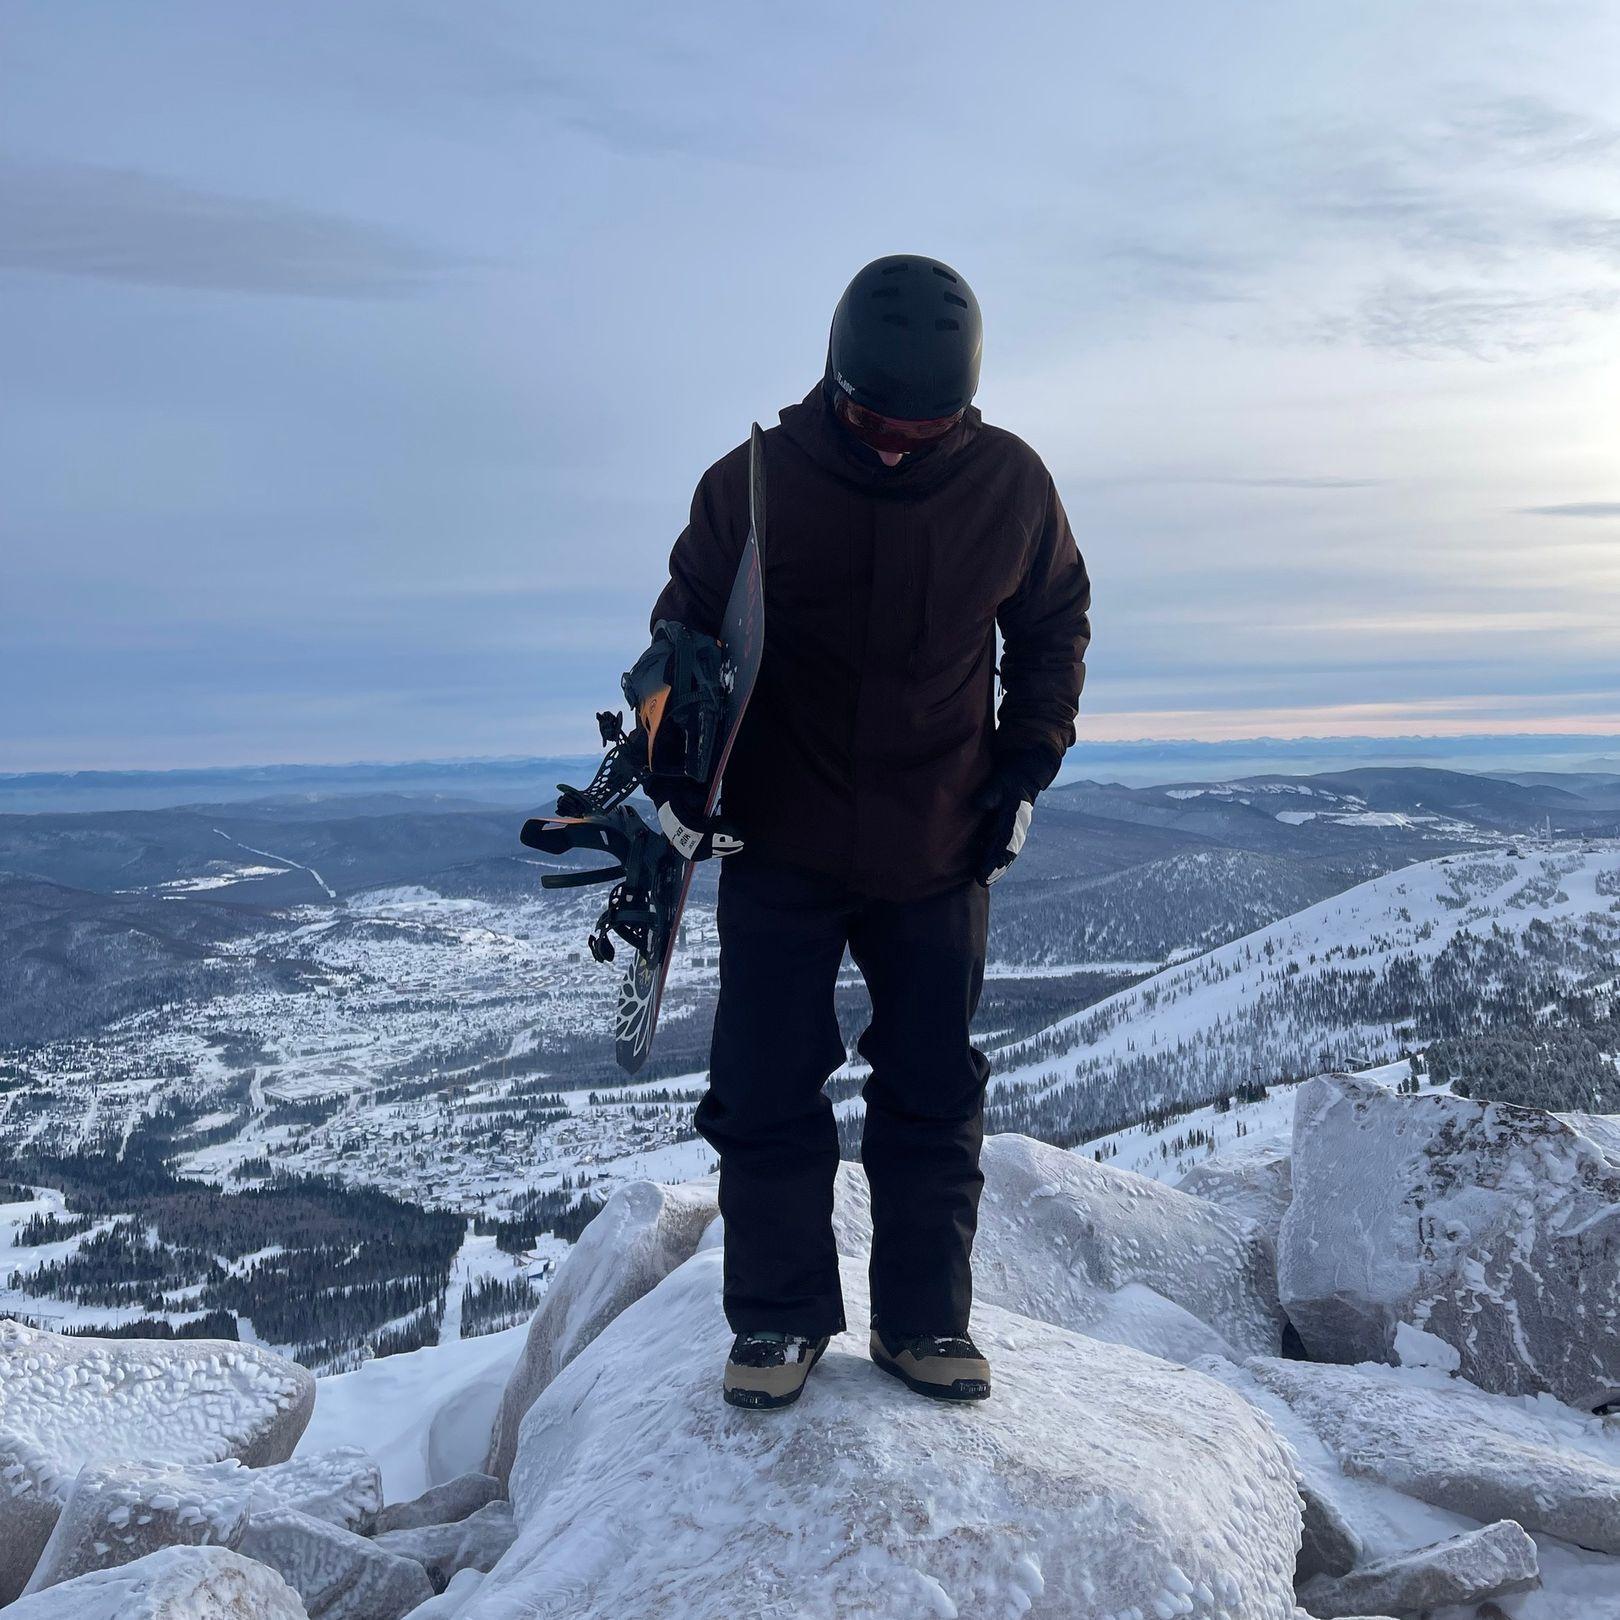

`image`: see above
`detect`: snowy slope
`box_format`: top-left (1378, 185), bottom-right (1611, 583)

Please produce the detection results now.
top-left (983, 843), bottom-right (1620, 1146)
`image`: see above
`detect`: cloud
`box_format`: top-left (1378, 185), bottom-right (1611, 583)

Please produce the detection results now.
top-left (1074, 471), bottom-right (1382, 490)
top-left (1437, 93), bottom-right (1620, 168)
top-left (0, 158), bottom-right (457, 297)
top-left (1519, 501), bottom-right (1620, 518)
top-left (1323, 279), bottom-right (1620, 357)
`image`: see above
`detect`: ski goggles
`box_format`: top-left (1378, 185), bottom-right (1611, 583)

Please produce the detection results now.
top-left (833, 390), bottom-right (965, 453)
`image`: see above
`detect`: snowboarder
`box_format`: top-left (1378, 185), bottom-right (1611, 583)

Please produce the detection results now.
top-left (640, 254), bottom-right (1091, 1408)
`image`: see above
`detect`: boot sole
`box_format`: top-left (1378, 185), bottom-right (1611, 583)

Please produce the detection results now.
top-left (723, 1339), bottom-right (829, 1410)
top-left (871, 1343), bottom-right (992, 1403)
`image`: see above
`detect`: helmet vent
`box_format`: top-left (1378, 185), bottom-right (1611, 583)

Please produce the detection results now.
top-left (870, 285), bottom-right (901, 300)
top-left (882, 262), bottom-right (910, 274)
top-left (942, 292), bottom-right (969, 309)
top-left (931, 265), bottom-right (958, 282)
top-left (882, 313), bottom-right (910, 327)
top-left (935, 318), bottom-right (959, 330)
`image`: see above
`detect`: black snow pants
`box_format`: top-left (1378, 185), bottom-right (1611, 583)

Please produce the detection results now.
top-left (694, 852), bottom-right (991, 1340)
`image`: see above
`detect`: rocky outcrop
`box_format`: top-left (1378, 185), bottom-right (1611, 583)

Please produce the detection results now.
top-left (5, 1545), bottom-right (307, 1619)
top-left (1278, 1073), bottom-right (1620, 1407)
top-left (1175, 1138), bottom-right (1293, 1254)
top-left (974, 1133), bottom-right (1287, 1359)
top-left (483, 1178), bottom-right (718, 1484)
top-left (1235, 1356), bottom-right (1620, 1553)
top-left (1296, 1520), bottom-right (1540, 1618)
top-left (22, 1458), bottom-right (253, 1593)
top-left (240, 1507), bottom-right (433, 1620)
top-left (249, 1448), bottom-right (383, 1533)
top-left (371, 1473), bottom-right (502, 1536)
top-left (373, 1501), bottom-right (515, 1591)
top-left (0, 1321), bottom-right (315, 1604)
top-left (467, 1246), bottom-right (1304, 1620)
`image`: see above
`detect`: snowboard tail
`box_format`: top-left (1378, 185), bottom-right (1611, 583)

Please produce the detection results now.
top-left (521, 423), bottom-right (766, 1075)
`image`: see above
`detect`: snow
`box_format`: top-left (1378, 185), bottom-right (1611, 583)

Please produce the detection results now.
top-left (298, 1324), bottom-right (526, 1504)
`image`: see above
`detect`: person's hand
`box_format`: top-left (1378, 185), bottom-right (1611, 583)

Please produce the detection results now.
top-left (649, 777), bottom-right (744, 863)
top-left (971, 747), bottom-right (1056, 885)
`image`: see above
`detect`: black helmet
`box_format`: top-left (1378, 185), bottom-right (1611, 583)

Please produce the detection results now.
top-left (826, 255), bottom-right (983, 422)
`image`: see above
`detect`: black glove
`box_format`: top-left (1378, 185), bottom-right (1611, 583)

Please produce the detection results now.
top-left (648, 776), bottom-right (744, 863)
top-left (971, 746), bottom-right (1059, 885)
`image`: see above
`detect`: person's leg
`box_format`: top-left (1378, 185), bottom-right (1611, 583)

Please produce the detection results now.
top-left (848, 879), bottom-right (990, 1337)
top-left (696, 854), bottom-right (853, 1337)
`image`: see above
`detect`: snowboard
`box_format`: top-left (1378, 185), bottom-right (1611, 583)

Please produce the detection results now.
top-left (615, 423), bottom-right (766, 1072)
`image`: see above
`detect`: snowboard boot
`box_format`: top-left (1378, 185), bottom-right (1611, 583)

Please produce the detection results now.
top-left (723, 1331), bottom-right (831, 1410)
top-left (870, 1328), bottom-right (992, 1402)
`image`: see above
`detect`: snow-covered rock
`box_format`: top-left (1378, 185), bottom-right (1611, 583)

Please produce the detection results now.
top-left (1230, 1356), bottom-right (1620, 1553)
top-left (484, 1177), bottom-right (718, 1484)
top-left (464, 1247), bottom-right (1303, 1620)
top-left (0, 1321), bottom-right (315, 1603)
top-left (22, 1458), bottom-right (252, 1593)
top-left (1278, 1073), bottom-right (1620, 1408)
top-left (240, 1507), bottom-right (433, 1620)
top-left (1175, 1138), bottom-right (1293, 1254)
top-left (250, 1448), bottom-right (384, 1533)
top-left (4, 1544), bottom-right (307, 1620)
top-left (974, 1133), bottom-right (1287, 1360)
top-left (372, 1473), bottom-right (502, 1536)
top-left (373, 1501), bottom-right (515, 1592)
top-left (1295, 1519), bottom-right (1539, 1618)
top-left (1296, 1481), bottom-right (1361, 1583)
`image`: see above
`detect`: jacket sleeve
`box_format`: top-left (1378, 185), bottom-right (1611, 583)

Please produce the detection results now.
top-left (994, 474), bottom-right (1091, 780)
top-left (648, 453), bottom-right (746, 638)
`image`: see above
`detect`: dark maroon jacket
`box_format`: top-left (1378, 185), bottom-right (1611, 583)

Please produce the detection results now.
top-left (650, 384), bottom-right (1091, 901)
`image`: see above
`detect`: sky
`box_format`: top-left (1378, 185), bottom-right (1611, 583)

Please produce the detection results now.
top-left (4, 0), bottom-right (1620, 771)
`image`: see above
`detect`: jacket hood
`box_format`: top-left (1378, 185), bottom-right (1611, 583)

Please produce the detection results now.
top-left (777, 383), bottom-right (982, 498)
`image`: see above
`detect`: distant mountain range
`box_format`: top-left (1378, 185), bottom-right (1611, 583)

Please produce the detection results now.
top-left (6, 735), bottom-right (1618, 811)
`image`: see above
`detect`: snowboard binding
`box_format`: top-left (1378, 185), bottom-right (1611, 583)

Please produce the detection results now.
top-left (521, 621), bottom-right (732, 964)
top-left (520, 798), bottom-right (667, 965)
top-left (521, 422), bottom-right (767, 1073)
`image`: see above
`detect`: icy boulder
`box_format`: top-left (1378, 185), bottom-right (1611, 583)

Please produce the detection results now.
top-left (0, 1320), bottom-right (315, 1603)
top-left (974, 1133), bottom-right (1287, 1359)
top-left (1230, 1356), bottom-right (1620, 1553)
top-left (5, 1544), bottom-right (307, 1619)
top-left (1175, 1138), bottom-right (1293, 1254)
top-left (484, 1177), bottom-right (718, 1484)
top-left (239, 1507), bottom-right (433, 1619)
top-left (1295, 1519), bottom-right (1539, 1618)
top-left (22, 1458), bottom-right (253, 1593)
top-left (249, 1448), bottom-right (384, 1533)
top-left (1279, 1073), bottom-right (1620, 1407)
top-left (465, 1247), bottom-right (1303, 1620)
top-left (371, 1472), bottom-right (502, 1536)
top-left (372, 1500), bottom-right (515, 1591)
